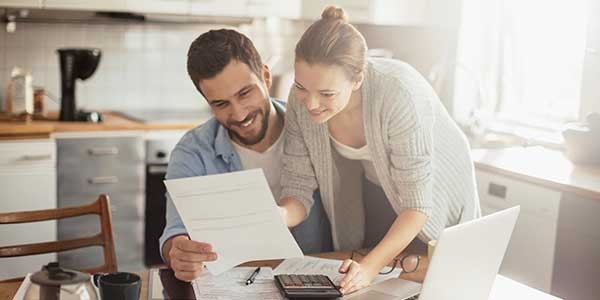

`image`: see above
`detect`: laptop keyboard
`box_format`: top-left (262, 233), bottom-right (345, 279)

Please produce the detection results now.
top-left (405, 294), bottom-right (420, 300)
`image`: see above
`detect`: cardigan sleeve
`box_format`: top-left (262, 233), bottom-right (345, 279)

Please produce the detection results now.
top-left (385, 74), bottom-right (436, 217)
top-left (279, 92), bottom-right (319, 217)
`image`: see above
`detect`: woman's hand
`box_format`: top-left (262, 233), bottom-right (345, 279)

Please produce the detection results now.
top-left (337, 259), bottom-right (379, 295)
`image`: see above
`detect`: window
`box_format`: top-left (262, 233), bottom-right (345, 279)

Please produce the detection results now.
top-left (453, 0), bottom-right (589, 133)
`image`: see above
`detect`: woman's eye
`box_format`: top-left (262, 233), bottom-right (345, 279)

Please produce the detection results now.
top-left (322, 93), bottom-right (335, 98)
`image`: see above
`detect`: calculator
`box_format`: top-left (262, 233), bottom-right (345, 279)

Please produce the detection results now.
top-left (274, 274), bottom-right (343, 299)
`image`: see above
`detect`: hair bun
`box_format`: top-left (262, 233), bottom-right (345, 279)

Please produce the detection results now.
top-left (321, 6), bottom-right (348, 22)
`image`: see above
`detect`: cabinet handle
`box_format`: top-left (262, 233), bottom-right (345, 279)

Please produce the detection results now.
top-left (488, 182), bottom-right (507, 199)
top-left (88, 147), bottom-right (119, 156)
top-left (88, 176), bottom-right (119, 184)
top-left (148, 165), bottom-right (168, 175)
top-left (21, 154), bottom-right (52, 161)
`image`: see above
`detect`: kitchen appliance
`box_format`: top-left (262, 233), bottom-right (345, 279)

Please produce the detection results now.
top-left (25, 262), bottom-right (98, 300)
top-left (5, 67), bottom-right (34, 116)
top-left (144, 131), bottom-right (186, 266)
top-left (57, 48), bottom-right (102, 122)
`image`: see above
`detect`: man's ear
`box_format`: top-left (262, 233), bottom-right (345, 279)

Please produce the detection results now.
top-left (352, 72), bottom-right (364, 91)
top-left (262, 64), bottom-right (272, 90)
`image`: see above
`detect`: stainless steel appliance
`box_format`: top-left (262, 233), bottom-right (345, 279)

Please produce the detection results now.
top-left (144, 131), bottom-right (186, 266)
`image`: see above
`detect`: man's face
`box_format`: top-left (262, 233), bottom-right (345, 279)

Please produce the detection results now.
top-left (199, 60), bottom-right (272, 146)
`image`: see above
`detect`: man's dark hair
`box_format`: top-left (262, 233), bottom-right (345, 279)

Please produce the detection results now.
top-left (187, 29), bottom-right (263, 94)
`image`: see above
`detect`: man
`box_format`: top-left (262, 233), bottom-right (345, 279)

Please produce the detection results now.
top-left (159, 29), bottom-right (332, 282)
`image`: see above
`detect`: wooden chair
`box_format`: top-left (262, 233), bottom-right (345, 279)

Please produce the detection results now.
top-left (0, 194), bottom-right (118, 279)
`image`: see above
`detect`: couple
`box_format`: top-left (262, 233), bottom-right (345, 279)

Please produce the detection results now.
top-left (159, 6), bottom-right (480, 295)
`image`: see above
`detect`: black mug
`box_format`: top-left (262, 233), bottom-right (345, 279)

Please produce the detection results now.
top-left (93, 272), bottom-right (141, 300)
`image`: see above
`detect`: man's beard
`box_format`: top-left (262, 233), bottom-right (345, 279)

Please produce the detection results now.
top-left (228, 98), bottom-right (271, 146)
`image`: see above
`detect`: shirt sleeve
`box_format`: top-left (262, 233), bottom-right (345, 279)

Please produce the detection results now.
top-left (280, 92), bottom-right (319, 217)
top-left (158, 145), bottom-right (207, 261)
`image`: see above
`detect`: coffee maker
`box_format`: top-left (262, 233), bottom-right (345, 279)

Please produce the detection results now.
top-left (57, 48), bottom-right (102, 122)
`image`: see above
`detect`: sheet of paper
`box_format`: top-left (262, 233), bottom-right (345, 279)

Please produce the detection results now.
top-left (164, 169), bottom-right (303, 275)
top-left (192, 267), bottom-right (284, 300)
top-left (274, 256), bottom-right (402, 286)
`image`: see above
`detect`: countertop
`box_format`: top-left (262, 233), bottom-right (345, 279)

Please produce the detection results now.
top-left (472, 146), bottom-right (600, 200)
top-left (0, 111), bottom-right (205, 139)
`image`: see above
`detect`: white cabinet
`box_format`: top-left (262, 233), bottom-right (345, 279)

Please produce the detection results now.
top-left (44, 0), bottom-right (127, 11)
top-left (475, 170), bottom-right (560, 293)
top-left (0, 0), bottom-right (42, 8)
top-left (246, 0), bottom-right (301, 19)
top-left (0, 139), bottom-right (57, 279)
top-left (127, 0), bottom-right (188, 15)
top-left (189, 0), bottom-right (247, 17)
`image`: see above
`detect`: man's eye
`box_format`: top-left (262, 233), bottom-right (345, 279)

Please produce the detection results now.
top-left (214, 102), bottom-right (227, 108)
top-left (295, 84), bottom-right (305, 91)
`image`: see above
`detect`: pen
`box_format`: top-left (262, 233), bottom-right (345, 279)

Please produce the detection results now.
top-left (245, 267), bottom-right (261, 285)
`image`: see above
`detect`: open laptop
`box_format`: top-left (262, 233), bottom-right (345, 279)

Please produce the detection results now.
top-left (346, 206), bottom-right (520, 300)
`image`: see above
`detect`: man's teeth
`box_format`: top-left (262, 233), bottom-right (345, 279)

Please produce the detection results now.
top-left (241, 116), bottom-right (254, 127)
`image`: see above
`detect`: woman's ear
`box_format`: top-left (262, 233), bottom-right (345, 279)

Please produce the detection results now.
top-left (262, 64), bottom-right (272, 90)
top-left (352, 72), bottom-right (364, 91)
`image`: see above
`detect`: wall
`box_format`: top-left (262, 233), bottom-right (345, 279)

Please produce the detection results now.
top-left (0, 19), bottom-right (306, 112)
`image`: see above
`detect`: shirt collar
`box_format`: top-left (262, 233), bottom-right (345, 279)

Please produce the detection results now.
top-left (215, 98), bottom-right (285, 163)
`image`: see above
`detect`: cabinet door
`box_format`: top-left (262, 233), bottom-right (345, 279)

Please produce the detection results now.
top-left (44, 0), bottom-right (127, 11)
top-left (189, 0), bottom-right (247, 17)
top-left (127, 0), bottom-right (188, 15)
top-left (0, 0), bottom-right (42, 8)
top-left (0, 139), bottom-right (56, 279)
top-left (476, 170), bottom-right (560, 292)
top-left (246, 0), bottom-right (300, 19)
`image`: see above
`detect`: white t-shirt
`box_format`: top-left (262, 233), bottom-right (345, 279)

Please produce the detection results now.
top-left (329, 134), bottom-right (381, 186)
top-left (232, 130), bottom-right (285, 201)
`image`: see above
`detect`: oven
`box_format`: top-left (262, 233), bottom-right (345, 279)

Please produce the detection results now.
top-left (144, 132), bottom-right (185, 266)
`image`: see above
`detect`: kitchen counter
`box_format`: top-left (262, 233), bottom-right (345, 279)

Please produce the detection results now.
top-left (472, 146), bottom-right (600, 201)
top-left (0, 111), bottom-right (206, 139)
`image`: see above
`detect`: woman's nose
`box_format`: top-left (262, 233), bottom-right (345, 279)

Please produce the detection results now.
top-left (304, 95), bottom-right (320, 110)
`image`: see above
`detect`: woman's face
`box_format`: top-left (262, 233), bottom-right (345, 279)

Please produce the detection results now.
top-left (293, 60), bottom-right (359, 124)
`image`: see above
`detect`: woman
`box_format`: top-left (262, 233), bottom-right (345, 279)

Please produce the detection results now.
top-left (276, 6), bottom-right (480, 294)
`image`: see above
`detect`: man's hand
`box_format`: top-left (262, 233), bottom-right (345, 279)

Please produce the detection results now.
top-left (167, 235), bottom-right (218, 282)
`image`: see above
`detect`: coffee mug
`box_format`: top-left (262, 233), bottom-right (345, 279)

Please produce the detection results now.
top-left (93, 272), bottom-right (141, 300)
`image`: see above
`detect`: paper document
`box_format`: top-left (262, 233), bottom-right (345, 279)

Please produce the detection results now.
top-left (164, 169), bottom-right (303, 275)
top-left (192, 267), bottom-right (284, 300)
top-left (274, 256), bottom-right (402, 286)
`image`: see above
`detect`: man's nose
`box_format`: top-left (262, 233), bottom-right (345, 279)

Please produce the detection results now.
top-left (229, 103), bottom-right (247, 121)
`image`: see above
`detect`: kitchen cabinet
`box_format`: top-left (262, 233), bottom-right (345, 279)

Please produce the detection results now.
top-left (246, 0), bottom-right (301, 19)
top-left (476, 169), bottom-right (560, 293)
top-left (0, 139), bottom-right (57, 279)
top-left (56, 134), bottom-right (145, 272)
top-left (43, 0), bottom-right (127, 11)
top-left (188, 0), bottom-right (248, 17)
top-left (0, 0), bottom-right (42, 8)
top-left (127, 0), bottom-right (188, 15)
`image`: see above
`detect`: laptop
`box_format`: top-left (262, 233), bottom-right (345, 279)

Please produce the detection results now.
top-left (346, 206), bottom-right (521, 300)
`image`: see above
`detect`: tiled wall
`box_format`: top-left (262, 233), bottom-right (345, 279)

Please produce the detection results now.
top-left (0, 19), bottom-right (306, 111)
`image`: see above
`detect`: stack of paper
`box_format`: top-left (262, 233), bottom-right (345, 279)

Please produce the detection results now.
top-left (192, 267), bottom-right (284, 300)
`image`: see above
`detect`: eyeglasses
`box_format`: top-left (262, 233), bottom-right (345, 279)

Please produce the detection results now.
top-left (350, 250), bottom-right (421, 274)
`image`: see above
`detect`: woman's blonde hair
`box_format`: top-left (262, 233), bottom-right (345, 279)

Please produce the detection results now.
top-left (295, 6), bottom-right (367, 82)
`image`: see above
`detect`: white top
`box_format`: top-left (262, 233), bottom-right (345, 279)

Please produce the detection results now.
top-left (329, 134), bottom-right (381, 186)
top-left (232, 130), bottom-right (285, 201)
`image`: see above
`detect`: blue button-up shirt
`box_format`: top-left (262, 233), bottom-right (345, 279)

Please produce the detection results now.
top-left (159, 99), bottom-right (332, 260)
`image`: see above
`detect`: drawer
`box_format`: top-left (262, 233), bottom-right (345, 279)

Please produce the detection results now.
top-left (58, 164), bottom-right (143, 195)
top-left (57, 136), bottom-right (144, 168)
top-left (475, 170), bottom-right (561, 218)
top-left (58, 192), bottom-right (144, 219)
top-left (0, 139), bottom-right (55, 169)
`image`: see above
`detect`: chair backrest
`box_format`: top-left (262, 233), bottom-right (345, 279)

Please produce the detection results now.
top-left (0, 194), bottom-right (118, 276)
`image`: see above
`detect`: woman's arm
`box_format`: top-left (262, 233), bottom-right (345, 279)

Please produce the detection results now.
top-left (278, 196), bottom-right (309, 227)
top-left (338, 209), bottom-right (427, 294)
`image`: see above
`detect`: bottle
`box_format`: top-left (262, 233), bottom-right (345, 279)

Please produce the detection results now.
top-left (7, 67), bottom-right (34, 116)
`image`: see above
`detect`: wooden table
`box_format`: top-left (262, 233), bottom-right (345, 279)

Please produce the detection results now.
top-left (0, 251), bottom-right (427, 300)
top-left (1, 251), bottom-right (559, 300)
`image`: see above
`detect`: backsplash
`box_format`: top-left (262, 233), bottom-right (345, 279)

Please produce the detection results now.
top-left (0, 19), bottom-right (306, 111)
